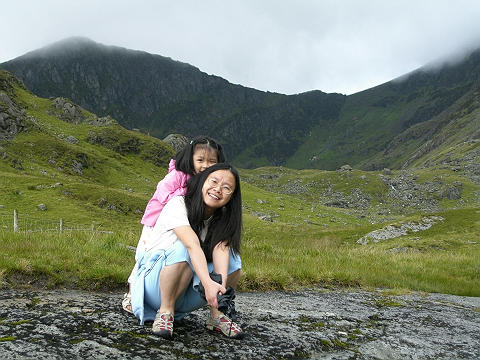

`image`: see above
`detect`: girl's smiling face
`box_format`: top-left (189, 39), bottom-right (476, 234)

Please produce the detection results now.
top-left (202, 169), bottom-right (235, 216)
top-left (193, 146), bottom-right (218, 174)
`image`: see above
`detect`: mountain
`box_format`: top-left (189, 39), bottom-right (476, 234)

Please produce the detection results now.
top-left (0, 37), bottom-right (345, 168)
top-left (294, 50), bottom-right (480, 170)
top-left (2, 69), bottom-right (479, 304)
top-left (1, 37), bottom-right (479, 170)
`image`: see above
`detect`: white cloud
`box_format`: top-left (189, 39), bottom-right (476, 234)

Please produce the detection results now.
top-left (1, 0), bottom-right (480, 95)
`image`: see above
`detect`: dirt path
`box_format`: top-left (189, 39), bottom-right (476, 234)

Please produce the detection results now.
top-left (0, 288), bottom-right (479, 359)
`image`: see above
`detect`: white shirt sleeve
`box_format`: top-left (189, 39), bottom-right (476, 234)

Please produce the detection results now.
top-left (144, 196), bottom-right (190, 253)
top-left (158, 196), bottom-right (189, 231)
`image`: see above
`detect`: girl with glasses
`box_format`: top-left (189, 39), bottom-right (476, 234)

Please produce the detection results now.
top-left (130, 163), bottom-right (244, 339)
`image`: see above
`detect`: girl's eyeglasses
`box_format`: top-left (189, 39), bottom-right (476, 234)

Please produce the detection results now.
top-left (207, 177), bottom-right (233, 195)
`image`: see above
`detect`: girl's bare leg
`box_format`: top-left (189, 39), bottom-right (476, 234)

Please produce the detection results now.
top-left (159, 261), bottom-right (193, 314)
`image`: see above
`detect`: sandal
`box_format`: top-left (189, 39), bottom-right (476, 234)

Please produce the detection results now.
top-left (152, 311), bottom-right (174, 339)
top-left (206, 314), bottom-right (244, 339)
top-left (122, 292), bottom-right (133, 314)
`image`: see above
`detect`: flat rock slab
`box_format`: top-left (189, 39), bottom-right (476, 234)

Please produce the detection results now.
top-left (0, 288), bottom-right (479, 359)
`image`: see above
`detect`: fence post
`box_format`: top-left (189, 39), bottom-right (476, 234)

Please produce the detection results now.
top-left (13, 210), bottom-right (18, 232)
top-left (60, 218), bottom-right (63, 233)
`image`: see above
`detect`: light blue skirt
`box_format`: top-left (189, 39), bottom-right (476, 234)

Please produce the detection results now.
top-left (131, 239), bottom-right (241, 324)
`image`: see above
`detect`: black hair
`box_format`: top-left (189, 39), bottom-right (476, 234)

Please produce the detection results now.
top-left (175, 135), bottom-right (226, 176)
top-left (184, 162), bottom-right (242, 262)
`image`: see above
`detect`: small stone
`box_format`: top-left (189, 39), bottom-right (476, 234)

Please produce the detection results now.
top-left (258, 215), bottom-right (273, 222)
top-left (65, 135), bottom-right (79, 144)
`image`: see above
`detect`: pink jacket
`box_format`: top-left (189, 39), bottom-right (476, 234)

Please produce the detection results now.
top-left (140, 159), bottom-right (190, 227)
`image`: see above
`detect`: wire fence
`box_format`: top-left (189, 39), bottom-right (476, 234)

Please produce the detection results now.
top-left (0, 210), bottom-right (113, 234)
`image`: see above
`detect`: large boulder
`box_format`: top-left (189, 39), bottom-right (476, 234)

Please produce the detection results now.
top-left (49, 97), bottom-right (85, 124)
top-left (163, 133), bottom-right (188, 153)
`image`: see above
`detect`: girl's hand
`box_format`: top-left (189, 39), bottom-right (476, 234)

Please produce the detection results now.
top-left (205, 280), bottom-right (226, 309)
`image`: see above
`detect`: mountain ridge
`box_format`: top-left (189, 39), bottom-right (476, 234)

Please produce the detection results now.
top-left (1, 37), bottom-right (479, 170)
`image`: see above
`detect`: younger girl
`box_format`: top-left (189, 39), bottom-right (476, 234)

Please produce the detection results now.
top-left (123, 136), bottom-right (226, 313)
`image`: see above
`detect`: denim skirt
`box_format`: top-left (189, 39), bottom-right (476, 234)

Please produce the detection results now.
top-left (141, 240), bottom-right (241, 321)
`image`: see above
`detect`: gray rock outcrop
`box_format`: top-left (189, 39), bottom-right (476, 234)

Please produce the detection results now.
top-left (162, 133), bottom-right (189, 153)
top-left (49, 97), bottom-right (86, 124)
top-left (48, 97), bottom-right (115, 126)
top-left (357, 216), bottom-right (444, 245)
top-left (0, 288), bottom-right (478, 359)
top-left (0, 93), bottom-right (26, 140)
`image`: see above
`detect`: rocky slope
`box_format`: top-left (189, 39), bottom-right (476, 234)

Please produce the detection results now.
top-left (0, 72), bottom-right (28, 140)
top-left (0, 288), bottom-right (478, 359)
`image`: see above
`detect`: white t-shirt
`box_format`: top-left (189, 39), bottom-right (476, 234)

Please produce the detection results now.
top-left (144, 196), bottom-right (190, 253)
top-left (128, 196), bottom-right (211, 284)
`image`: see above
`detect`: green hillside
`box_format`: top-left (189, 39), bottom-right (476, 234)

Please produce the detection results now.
top-left (1, 70), bottom-right (479, 295)
top-left (0, 70), bottom-right (358, 231)
top-left (0, 70), bottom-right (174, 231)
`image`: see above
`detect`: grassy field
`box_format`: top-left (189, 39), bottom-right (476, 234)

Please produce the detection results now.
top-left (1, 145), bottom-right (479, 296)
top-left (241, 207), bottom-right (480, 296)
top-left (1, 202), bottom-right (478, 296)
top-left (1, 70), bottom-right (479, 297)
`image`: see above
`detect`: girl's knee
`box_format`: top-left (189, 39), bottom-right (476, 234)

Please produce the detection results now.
top-left (162, 261), bottom-right (192, 276)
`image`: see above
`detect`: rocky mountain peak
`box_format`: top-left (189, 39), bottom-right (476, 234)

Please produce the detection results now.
top-left (1, 39), bottom-right (480, 169)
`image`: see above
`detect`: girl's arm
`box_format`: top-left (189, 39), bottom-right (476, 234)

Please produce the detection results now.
top-left (153, 169), bottom-right (187, 203)
top-left (212, 241), bottom-right (230, 288)
top-left (173, 226), bottom-right (226, 309)
top-left (141, 169), bottom-right (189, 226)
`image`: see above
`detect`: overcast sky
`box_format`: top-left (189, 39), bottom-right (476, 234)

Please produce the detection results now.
top-left (2, 0), bottom-right (480, 95)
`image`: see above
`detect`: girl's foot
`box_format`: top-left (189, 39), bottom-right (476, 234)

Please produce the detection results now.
top-left (206, 314), bottom-right (244, 339)
top-left (152, 310), bottom-right (174, 339)
top-left (122, 293), bottom-right (133, 314)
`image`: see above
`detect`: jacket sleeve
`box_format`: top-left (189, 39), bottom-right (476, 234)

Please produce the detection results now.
top-left (153, 169), bottom-right (188, 207)
top-left (141, 169), bottom-right (188, 224)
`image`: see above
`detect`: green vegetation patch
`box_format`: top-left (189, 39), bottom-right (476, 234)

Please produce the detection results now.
top-left (0, 336), bottom-right (16, 342)
top-left (10, 320), bottom-right (31, 326)
top-left (375, 297), bottom-right (404, 308)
